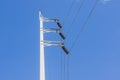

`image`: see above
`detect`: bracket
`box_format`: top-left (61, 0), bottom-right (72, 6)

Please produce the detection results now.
top-left (41, 40), bottom-right (64, 47)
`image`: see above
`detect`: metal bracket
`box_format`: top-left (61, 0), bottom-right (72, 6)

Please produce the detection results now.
top-left (42, 17), bottom-right (59, 22)
top-left (40, 28), bottom-right (60, 33)
top-left (40, 27), bottom-right (65, 40)
top-left (41, 40), bottom-right (69, 54)
top-left (41, 40), bottom-right (64, 47)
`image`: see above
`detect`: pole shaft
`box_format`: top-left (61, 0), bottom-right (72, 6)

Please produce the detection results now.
top-left (39, 12), bottom-right (45, 80)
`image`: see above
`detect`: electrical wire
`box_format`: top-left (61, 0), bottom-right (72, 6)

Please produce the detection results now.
top-left (63, 53), bottom-right (66, 80)
top-left (62, 0), bottom-right (76, 26)
top-left (60, 48), bottom-right (66, 80)
top-left (56, 48), bottom-right (58, 80)
top-left (65, 0), bottom-right (86, 37)
top-left (65, 40), bottom-right (70, 80)
top-left (60, 49), bottom-right (62, 80)
top-left (69, 0), bottom-right (99, 52)
top-left (67, 54), bottom-right (70, 80)
top-left (57, 47), bottom-right (60, 80)
top-left (60, 48), bottom-right (63, 80)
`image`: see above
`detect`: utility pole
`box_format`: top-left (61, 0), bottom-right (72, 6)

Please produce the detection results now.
top-left (39, 12), bottom-right (45, 80)
top-left (39, 11), bottom-right (69, 80)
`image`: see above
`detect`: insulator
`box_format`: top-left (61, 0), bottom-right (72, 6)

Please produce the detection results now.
top-left (57, 22), bottom-right (62, 28)
top-left (62, 46), bottom-right (69, 55)
top-left (59, 32), bottom-right (65, 40)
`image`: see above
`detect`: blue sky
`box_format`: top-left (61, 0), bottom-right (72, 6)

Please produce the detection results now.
top-left (0, 0), bottom-right (120, 80)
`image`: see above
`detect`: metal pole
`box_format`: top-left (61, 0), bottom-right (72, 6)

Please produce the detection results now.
top-left (39, 11), bottom-right (45, 80)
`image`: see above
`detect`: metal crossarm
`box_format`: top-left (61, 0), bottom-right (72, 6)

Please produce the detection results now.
top-left (42, 17), bottom-right (62, 29)
top-left (41, 40), bottom-right (64, 47)
top-left (40, 28), bottom-right (60, 33)
top-left (43, 17), bottom-right (59, 22)
top-left (40, 27), bottom-right (66, 40)
top-left (43, 43), bottom-right (63, 47)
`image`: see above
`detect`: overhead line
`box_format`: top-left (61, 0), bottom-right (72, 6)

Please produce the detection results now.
top-left (60, 49), bottom-right (62, 80)
top-left (65, 0), bottom-right (86, 37)
top-left (69, 0), bottom-right (99, 52)
top-left (66, 54), bottom-right (70, 80)
top-left (62, 0), bottom-right (76, 26)
top-left (64, 53), bottom-right (67, 80)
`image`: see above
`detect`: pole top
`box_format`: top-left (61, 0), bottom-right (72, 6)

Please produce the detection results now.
top-left (39, 11), bottom-right (43, 19)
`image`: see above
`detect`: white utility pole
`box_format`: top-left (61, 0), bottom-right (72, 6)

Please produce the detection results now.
top-left (39, 12), bottom-right (45, 80)
top-left (39, 11), bottom-right (69, 80)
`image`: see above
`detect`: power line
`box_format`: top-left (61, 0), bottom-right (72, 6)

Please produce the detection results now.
top-left (60, 49), bottom-right (62, 80)
top-left (62, 0), bottom-right (76, 26)
top-left (66, 54), bottom-right (70, 80)
top-left (69, 0), bottom-right (99, 52)
top-left (57, 47), bottom-right (61, 80)
top-left (63, 55), bottom-right (66, 80)
top-left (65, 0), bottom-right (86, 37)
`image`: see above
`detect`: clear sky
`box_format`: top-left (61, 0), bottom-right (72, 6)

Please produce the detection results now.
top-left (0, 0), bottom-right (120, 80)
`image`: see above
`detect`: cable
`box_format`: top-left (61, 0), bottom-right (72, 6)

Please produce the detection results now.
top-left (60, 48), bottom-right (66, 80)
top-left (69, 0), bottom-right (99, 52)
top-left (65, 0), bottom-right (86, 37)
top-left (63, 54), bottom-right (66, 80)
top-left (65, 39), bottom-right (70, 80)
top-left (62, 0), bottom-right (76, 26)
top-left (67, 54), bottom-right (70, 80)
top-left (60, 48), bottom-right (64, 80)
top-left (57, 47), bottom-right (60, 80)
